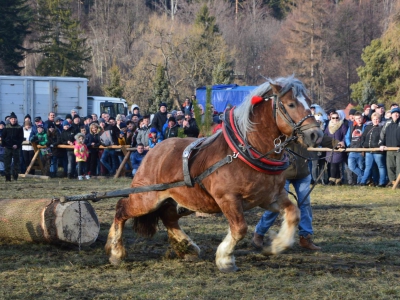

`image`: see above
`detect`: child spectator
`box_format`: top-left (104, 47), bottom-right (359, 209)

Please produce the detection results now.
top-left (30, 123), bottom-right (48, 146)
top-left (74, 133), bottom-right (90, 180)
top-left (149, 127), bottom-right (163, 148)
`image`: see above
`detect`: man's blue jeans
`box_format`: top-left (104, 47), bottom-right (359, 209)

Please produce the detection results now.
top-left (100, 149), bottom-right (118, 174)
top-left (348, 152), bottom-right (365, 183)
top-left (255, 174), bottom-right (313, 237)
top-left (361, 152), bottom-right (387, 185)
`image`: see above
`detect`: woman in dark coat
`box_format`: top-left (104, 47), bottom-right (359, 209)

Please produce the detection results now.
top-left (324, 111), bottom-right (348, 185)
top-left (46, 124), bottom-right (61, 177)
top-left (360, 112), bottom-right (387, 186)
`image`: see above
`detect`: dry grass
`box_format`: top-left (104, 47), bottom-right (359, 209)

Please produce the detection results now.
top-left (0, 177), bottom-right (400, 299)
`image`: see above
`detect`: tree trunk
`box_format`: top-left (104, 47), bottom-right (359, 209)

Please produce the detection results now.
top-left (0, 199), bottom-right (99, 246)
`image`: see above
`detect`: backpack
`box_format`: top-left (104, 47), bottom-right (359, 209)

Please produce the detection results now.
top-left (100, 130), bottom-right (114, 146)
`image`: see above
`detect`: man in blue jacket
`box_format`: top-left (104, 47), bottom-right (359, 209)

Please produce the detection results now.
top-left (130, 143), bottom-right (148, 177)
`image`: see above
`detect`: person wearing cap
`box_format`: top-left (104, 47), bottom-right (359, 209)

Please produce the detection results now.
top-left (21, 120), bottom-right (35, 175)
top-left (30, 123), bottom-right (48, 146)
top-left (65, 114), bottom-right (73, 124)
top-left (363, 105), bottom-right (371, 122)
top-left (183, 111), bottom-right (199, 138)
top-left (151, 102), bottom-right (168, 139)
top-left (70, 109), bottom-right (78, 120)
top-left (345, 111), bottom-right (366, 185)
top-left (84, 115), bottom-right (93, 132)
top-left (148, 127), bottom-right (163, 148)
top-left (348, 109), bottom-right (357, 122)
top-left (71, 115), bottom-right (82, 135)
top-left (60, 120), bottom-right (76, 179)
top-left (1, 112), bottom-right (24, 181)
top-left (54, 116), bottom-right (63, 132)
top-left (368, 103), bottom-right (386, 123)
top-left (164, 117), bottom-right (179, 139)
top-left (86, 122), bottom-right (101, 176)
top-left (379, 106), bottom-right (400, 187)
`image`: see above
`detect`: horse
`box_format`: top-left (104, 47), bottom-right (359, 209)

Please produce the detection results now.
top-left (105, 75), bottom-right (324, 272)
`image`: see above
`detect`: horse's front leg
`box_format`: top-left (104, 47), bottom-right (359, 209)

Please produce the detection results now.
top-left (105, 198), bottom-right (130, 265)
top-left (215, 195), bottom-right (247, 272)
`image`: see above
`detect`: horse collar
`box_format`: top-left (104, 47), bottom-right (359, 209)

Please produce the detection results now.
top-left (222, 107), bottom-right (289, 174)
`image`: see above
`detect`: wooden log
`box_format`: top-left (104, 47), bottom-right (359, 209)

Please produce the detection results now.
top-left (307, 147), bottom-right (400, 152)
top-left (0, 198), bottom-right (99, 246)
top-left (19, 174), bottom-right (50, 179)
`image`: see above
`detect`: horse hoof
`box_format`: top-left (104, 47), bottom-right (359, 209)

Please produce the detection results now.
top-left (183, 254), bottom-right (200, 262)
top-left (109, 256), bottom-right (122, 266)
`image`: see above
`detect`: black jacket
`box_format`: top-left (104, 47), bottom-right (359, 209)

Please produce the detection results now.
top-left (361, 125), bottom-right (382, 150)
top-left (151, 111), bottom-right (168, 134)
top-left (1, 123), bottom-right (24, 149)
top-left (59, 128), bottom-right (76, 151)
top-left (183, 118), bottom-right (199, 138)
top-left (379, 119), bottom-right (400, 147)
top-left (164, 125), bottom-right (179, 139)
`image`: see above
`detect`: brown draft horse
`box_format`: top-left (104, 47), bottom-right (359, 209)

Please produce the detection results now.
top-left (105, 75), bottom-right (324, 272)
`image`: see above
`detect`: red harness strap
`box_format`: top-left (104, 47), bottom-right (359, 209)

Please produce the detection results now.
top-left (222, 107), bottom-right (287, 175)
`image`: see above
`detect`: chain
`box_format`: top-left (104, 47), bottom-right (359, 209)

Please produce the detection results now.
top-left (78, 200), bottom-right (82, 252)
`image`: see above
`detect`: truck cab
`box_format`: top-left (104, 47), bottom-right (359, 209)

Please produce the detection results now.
top-left (87, 96), bottom-right (128, 118)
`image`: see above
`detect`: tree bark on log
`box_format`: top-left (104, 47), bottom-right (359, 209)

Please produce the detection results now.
top-left (0, 199), bottom-right (99, 246)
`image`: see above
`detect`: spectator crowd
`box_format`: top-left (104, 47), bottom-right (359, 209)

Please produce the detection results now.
top-left (1, 97), bottom-right (400, 187)
top-left (0, 96), bottom-right (222, 181)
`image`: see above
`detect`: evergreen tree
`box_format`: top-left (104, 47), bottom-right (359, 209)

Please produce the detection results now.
top-left (212, 54), bottom-right (233, 85)
top-left (35, 0), bottom-right (91, 77)
top-left (104, 63), bottom-right (124, 98)
top-left (148, 64), bottom-right (172, 113)
top-left (0, 0), bottom-right (32, 74)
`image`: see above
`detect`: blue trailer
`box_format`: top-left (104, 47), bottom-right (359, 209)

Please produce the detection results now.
top-left (196, 84), bottom-right (257, 113)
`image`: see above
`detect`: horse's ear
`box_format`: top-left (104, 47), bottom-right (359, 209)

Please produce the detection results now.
top-left (270, 83), bottom-right (282, 95)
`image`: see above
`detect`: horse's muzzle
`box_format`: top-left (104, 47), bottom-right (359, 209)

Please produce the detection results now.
top-left (301, 127), bottom-right (324, 148)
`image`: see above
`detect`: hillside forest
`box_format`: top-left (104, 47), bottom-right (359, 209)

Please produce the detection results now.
top-left (1, 0), bottom-right (400, 112)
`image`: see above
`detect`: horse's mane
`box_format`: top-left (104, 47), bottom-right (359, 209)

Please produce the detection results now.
top-left (234, 75), bottom-right (309, 136)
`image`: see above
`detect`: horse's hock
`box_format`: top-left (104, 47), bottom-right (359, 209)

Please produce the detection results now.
top-left (0, 198), bottom-right (99, 246)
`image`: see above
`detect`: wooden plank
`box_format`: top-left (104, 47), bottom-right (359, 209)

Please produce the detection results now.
top-left (114, 146), bottom-right (132, 178)
top-left (307, 147), bottom-right (400, 152)
top-left (19, 174), bottom-right (50, 179)
top-left (25, 143), bottom-right (45, 175)
top-left (392, 173), bottom-right (400, 190)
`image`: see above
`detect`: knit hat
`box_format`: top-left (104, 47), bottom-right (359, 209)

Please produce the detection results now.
top-left (62, 120), bottom-right (71, 127)
top-left (65, 114), bottom-right (72, 120)
top-left (159, 102), bottom-right (167, 108)
top-left (0, 121), bottom-right (5, 126)
top-left (35, 116), bottom-right (41, 122)
top-left (120, 131), bottom-right (125, 135)
top-left (10, 112), bottom-right (17, 119)
top-left (168, 116), bottom-right (176, 123)
top-left (176, 115), bottom-right (184, 121)
top-left (349, 109), bottom-right (357, 115)
top-left (119, 122), bottom-right (127, 128)
top-left (73, 114), bottom-right (80, 119)
top-left (55, 116), bottom-right (62, 122)
top-left (170, 110), bottom-right (177, 116)
top-left (377, 103), bottom-right (385, 108)
top-left (150, 127), bottom-right (157, 133)
top-left (98, 118), bottom-right (105, 123)
top-left (24, 114), bottom-right (31, 120)
top-left (48, 123), bottom-right (56, 129)
top-left (391, 107), bottom-right (400, 114)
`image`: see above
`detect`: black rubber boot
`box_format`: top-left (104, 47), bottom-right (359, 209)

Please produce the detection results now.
top-left (5, 175), bottom-right (11, 182)
top-left (13, 174), bottom-right (18, 181)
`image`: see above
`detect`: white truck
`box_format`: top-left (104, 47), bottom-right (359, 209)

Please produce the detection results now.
top-left (0, 76), bottom-right (128, 121)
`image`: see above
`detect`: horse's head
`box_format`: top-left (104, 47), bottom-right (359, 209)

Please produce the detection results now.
top-left (268, 77), bottom-right (323, 147)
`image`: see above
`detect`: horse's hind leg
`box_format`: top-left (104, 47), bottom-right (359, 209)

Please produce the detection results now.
top-left (105, 197), bottom-right (131, 265)
top-left (215, 195), bottom-right (248, 272)
top-left (159, 202), bottom-right (200, 261)
top-left (262, 197), bottom-right (300, 256)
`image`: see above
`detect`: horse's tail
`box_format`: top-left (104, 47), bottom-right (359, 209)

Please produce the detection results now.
top-left (132, 210), bottom-right (160, 237)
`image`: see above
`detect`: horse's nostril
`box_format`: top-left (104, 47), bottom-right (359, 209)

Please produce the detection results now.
top-left (310, 132), bottom-right (316, 141)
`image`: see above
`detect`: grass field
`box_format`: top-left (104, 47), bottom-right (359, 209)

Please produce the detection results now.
top-left (0, 177), bottom-right (399, 299)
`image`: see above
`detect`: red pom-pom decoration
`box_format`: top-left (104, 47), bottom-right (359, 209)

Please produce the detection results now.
top-left (251, 96), bottom-right (264, 106)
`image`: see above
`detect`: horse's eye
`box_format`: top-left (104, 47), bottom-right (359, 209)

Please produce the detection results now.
top-left (288, 103), bottom-right (295, 108)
